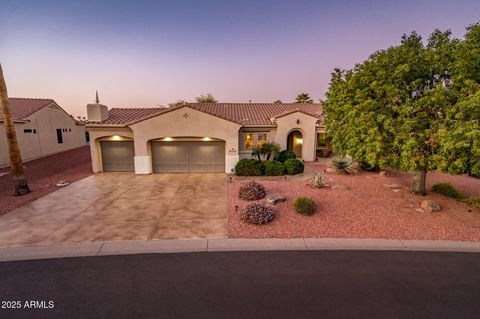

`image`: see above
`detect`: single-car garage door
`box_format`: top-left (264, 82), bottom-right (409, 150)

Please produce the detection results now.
top-left (100, 141), bottom-right (135, 172)
top-left (151, 141), bottom-right (225, 173)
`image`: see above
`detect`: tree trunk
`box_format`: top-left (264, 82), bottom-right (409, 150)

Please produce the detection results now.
top-left (410, 170), bottom-right (426, 195)
top-left (0, 63), bottom-right (30, 196)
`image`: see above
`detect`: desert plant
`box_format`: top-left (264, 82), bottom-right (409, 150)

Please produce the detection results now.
top-left (332, 157), bottom-right (355, 174)
top-left (359, 161), bottom-right (380, 172)
top-left (276, 150), bottom-right (296, 163)
top-left (293, 196), bottom-right (316, 215)
top-left (431, 183), bottom-right (464, 199)
top-left (235, 158), bottom-right (263, 176)
top-left (239, 182), bottom-right (266, 200)
top-left (263, 160), bottom-right (285, 176)
top-left (312, 172), bottom-right (326, 188)
top-left (241, 203), bottom-right (275, 224)
top-left (463, 197), bottom-right (480, 211)
top-left (284, 158), bottom-right (304, 175)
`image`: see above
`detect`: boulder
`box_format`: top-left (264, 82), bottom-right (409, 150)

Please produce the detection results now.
top-left (266, 195), bottom-right (286, 205)
top-left (421, 200), bottom-right (441, 213)
top-left (385, 183), bottom-right (402, 190)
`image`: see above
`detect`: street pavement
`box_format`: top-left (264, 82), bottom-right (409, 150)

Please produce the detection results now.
top-left (0, 250), bottom-right (479, 319)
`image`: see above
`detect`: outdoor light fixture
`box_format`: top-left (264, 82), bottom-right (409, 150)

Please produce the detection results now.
top-left (298, 138), bottom-right (303, 144)
top-left (163, 137), bottom-right (173, 141)
top-left (203, 137), bottom-right (211, 141)
top-left (296, 119), bottom-right (301, 124)
top-left (112, 135), bottom-right (121, 141)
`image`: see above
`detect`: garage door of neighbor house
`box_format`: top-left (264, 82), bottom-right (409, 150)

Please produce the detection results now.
top-left (151, 141), bottom-right (225, 173)
top-left (100, 141), bottom-right (135, 172)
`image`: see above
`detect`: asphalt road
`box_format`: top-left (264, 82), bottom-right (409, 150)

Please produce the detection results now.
top-left (0, 251), bottom-right (479, 319)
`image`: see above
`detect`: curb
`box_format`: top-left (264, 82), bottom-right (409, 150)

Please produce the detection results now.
top-left (1, 238), bottom-right (479, 262)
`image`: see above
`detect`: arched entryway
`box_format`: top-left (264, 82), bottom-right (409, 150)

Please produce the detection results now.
top-left (287, 130), bottom-right (303, 158)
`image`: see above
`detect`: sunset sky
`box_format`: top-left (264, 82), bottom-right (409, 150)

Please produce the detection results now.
top-left (1, 0), bottom-right (479, 116)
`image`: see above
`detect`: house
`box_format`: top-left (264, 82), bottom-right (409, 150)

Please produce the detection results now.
top-left (0, 98), bottom-right (87, 167)
top-left (86, 99), bottom-right (331, 174)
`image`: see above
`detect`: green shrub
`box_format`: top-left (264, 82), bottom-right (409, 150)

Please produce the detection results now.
top-left (263, 160), bottom-right (285, 176)
top-left (239, 182), bottom-right (266, 200)
top-left (293, 197), bottom-right (316, 215)
top-left (332, 157), bottom-right (355, 174)
top-left (463, 197), bottom-right (480, 211)
top-left (242, 203), bottom-right (275, 224)
top-left (431, 183), bottom-right (464, 199)
top-left (359, 161), bottom-right (380, 172)
top-left (235, 158), bottom-right (263, 176)
top-left (284, 158), bottom-right (304, 175)
top-left (277, 150), bottom-right (296, 163)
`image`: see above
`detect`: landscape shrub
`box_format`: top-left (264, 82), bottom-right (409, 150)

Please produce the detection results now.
top-left (463, 197), bottom-right (480, 211)
top-left (312, 172), bottom-right (326, 188)
top-left (235, 158), bottom-right (263, 176)
top-left (239, 182), bottom-right (266, 200)
top-left (284, 158), bottom-right (304, 175)
top-left (277, 150), bottom-right (296, 163)
top-left (241, 203), bottom-right (275, 225)
top-left (431, 183), bottom-right (464, 199)
top-left (263, 160), bottom-right (286, 176)
top-left (293, 196), bottom-right (316, 215)
top-left (332, 157), bottom-right (355, 174)
top-left (359, 161), bottom-right (380, 172)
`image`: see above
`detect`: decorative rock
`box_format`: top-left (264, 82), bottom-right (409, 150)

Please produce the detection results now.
top-left (421, 200), bottom-right (441, 213)
top-left (266, 195), bottom-right (286, 205)
top-left (385, 183), bottom-right (402, 189)
top-left (379, 170), bottom-right (388, 176)
top-left (332, 184), bottom-right (348, 190)
top-left (56, 181), bottom-right (70, 187)
top-left (415, 208), bottom-right (424, 213)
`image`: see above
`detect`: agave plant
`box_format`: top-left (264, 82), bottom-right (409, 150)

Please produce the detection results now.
top-left (312, 172), bottom-right (326, 188)
top-left (332, 157), bottom-right (355, 174)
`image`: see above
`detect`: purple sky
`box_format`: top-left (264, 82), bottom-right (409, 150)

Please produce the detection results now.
top-left (1, 0), bottom-right (479, 117)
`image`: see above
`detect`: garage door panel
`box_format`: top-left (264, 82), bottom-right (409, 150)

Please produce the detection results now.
top-left (152, 141), bottom-right (225, 173)
top-left (189, 142), bottom-right (224, 172)
top-left (100, 141), bottom-right (135, 172)
top-left (152, 142), bottom-right (189, 172)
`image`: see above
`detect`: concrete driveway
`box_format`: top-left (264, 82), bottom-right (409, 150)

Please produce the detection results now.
top-left (0, 173), bottom-right (228, 247)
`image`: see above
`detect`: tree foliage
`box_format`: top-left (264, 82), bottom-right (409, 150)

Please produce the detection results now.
top-left (295, 93), bottom-right (313, 103)
top-left (324, 23), bottom-right (480, 194)
top-left (195, 93), bottom-right (218, 103)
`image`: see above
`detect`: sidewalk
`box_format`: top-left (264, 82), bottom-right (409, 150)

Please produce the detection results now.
top-left (1, 238), bottom-right (479, 262)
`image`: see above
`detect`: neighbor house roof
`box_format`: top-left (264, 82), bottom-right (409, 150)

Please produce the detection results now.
top-left (92, 103), bottom-right (322, 126)
top-left (0, 98), bottom-right (54, 121)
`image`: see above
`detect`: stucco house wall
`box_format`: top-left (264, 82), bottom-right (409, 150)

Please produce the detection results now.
top-left (0, 102), bottom-right (87, 167)
top-left (129, 106), bottom-right (241, 174)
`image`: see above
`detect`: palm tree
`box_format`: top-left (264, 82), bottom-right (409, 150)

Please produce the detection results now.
top-left (295, 93), bottom-right (313, 103)
top-left (0, 63), bottom-right (30, 195)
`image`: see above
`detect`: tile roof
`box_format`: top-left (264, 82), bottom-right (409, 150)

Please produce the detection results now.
top-left (1, 98), bottom-right (54, 121)
top-left (94, 103), bottom-right (322, 126)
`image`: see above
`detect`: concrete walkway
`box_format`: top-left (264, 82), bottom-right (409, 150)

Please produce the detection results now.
top-left (1, 238), bottom-right (479, 262)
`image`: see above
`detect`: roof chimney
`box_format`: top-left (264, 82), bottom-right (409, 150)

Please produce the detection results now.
top-left (87, 91), bottom-right (108, 122)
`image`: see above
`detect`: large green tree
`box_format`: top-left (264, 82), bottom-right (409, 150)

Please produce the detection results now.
top-left (324, 24), bottom-right (480, 195)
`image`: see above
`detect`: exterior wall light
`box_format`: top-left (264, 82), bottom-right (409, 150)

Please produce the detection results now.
top-left (163, 137), bottom-right (173, 141)
top-left (203, 137), bottom-right (211, 141)
top-left (296, 119), bottom-right (301, 125)
top-left (112, 135), bottom-right (121, 141)
top-left (298, 138), bottom-right (303, 144)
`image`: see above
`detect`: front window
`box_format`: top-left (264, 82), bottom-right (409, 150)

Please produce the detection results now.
top-left (317, 132), bottom-right (326, 147)
top-left (241, 132), bottom-right (269, 151)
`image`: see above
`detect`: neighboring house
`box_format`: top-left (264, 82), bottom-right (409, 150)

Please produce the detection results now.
top-left (86, 100), bottom-right (331, 174)
top-left (0, 98), bottom-right (87, 167)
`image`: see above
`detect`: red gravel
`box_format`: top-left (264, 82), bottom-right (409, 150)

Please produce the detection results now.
top-left (229, 162), bottom-right (480, 241)
top-left (0, 146), bottom-right (92, 216)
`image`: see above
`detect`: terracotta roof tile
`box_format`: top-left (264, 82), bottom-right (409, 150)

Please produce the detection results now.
top-left (1, 98), bottom-right (54, 121)
top-left (95, 103), bottom-right (323, 126)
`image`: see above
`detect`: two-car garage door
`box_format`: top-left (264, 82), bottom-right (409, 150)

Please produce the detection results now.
top-left (100, 140), bottom-right (225, 173)
top-left (151, 141), bottom-right (225, 173)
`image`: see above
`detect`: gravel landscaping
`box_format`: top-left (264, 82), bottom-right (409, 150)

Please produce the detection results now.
top-left (229, 161), bottom-right (480, 241)
top-left (0, 146), bottom-right (92, 216)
